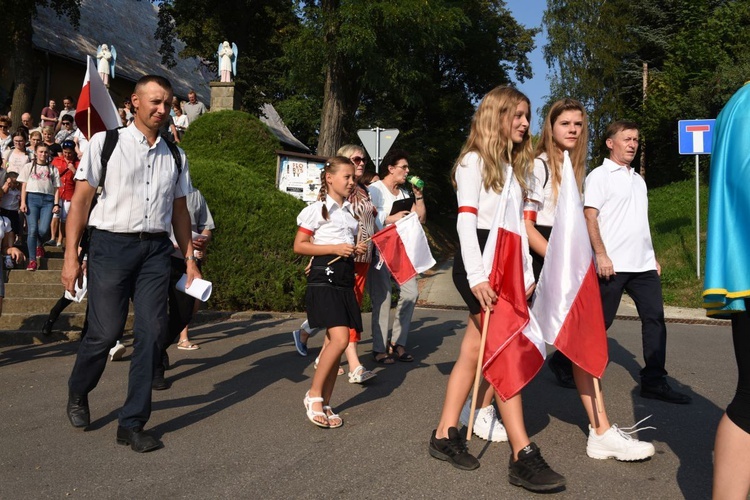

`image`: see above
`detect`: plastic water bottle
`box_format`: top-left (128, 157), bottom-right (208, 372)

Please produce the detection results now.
top-left (407, 175), bottom-right (424, 190)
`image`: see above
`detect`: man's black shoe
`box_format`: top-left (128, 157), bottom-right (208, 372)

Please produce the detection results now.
top-left (66, 392), bottom-right (90, 428)
top-left (548, 353), bottom-right (576, 389)
top-left (509, 442), bottom-right (566, 492)
top-left (41, 319), bottom-right (54, 336)
top-left (640, 381), bottom-right (692, 404)
top-left (116, 426), bottom-right (162, 453)
top-left (151, 373), bottom-right (171, 391)
top-left (428, 427), bottom-right (480, 470)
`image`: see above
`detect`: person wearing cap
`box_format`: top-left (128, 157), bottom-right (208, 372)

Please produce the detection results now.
top-left (49, 140), bottom-right (78, 247)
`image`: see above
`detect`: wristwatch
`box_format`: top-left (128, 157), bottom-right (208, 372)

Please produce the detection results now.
top-left (185, 255), bottom-right (199, 263)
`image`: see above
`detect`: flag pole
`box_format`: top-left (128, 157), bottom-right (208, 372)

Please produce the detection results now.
top-left (467, 306), bottom-right (491, 440)
top-left (594, 377), bottom-right (604, 415)
top-left (87, 105), bottom-right (91, 140)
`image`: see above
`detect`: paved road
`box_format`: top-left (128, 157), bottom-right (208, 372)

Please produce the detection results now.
top-left (0, 309), bottom-right (732, 499)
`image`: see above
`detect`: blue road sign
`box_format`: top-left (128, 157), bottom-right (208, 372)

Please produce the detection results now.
top-left (678, 119), bottom-right (716, 155)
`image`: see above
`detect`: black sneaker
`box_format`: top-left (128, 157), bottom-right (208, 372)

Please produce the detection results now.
top-left (508, 442), bottom-right (566, 492)
top-left (548, 352), bottom-right (576, 389)
top-left (640, 380), bottom-right (692, 404)
top-left (429, 427), bottom-right (480, 470)
top-left (41, 319), bottom-right (54, 336)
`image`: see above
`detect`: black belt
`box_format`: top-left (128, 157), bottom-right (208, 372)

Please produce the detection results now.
top-left (95, 229), bottom-right (168, 240)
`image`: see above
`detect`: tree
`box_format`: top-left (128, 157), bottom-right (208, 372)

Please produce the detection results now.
top-left (1, 0), bottom-right (81, 128)
top-left (156, 0), bottom-right (297, 113)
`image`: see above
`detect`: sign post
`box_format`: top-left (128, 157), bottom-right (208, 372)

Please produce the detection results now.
top-left (357, 127), bottom-right (399, 169)
top-left (678, 119), bottom-right (715, 278)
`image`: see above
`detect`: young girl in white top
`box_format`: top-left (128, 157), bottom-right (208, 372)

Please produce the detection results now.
top-left (294, 156), bottom-right (366, 428)
top-left (19, 143), bottom-right (60, 270)
top-left (429, 86), bottom-right (565, 492)
top-left (525, 99), bottom-right (654, 462)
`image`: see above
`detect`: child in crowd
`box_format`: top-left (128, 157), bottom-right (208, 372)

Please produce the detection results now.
top-left (19, 143), bottom-right (60, 270)
top-left (430, 86), bottom-right (565, 492)
top-left (0, 171), bottom-right (22, 261)
top-left (294, 156), bottom-right (366, 428)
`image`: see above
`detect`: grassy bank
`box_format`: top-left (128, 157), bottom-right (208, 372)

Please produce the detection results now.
top-left (648, 179), bottom-right (708, 309)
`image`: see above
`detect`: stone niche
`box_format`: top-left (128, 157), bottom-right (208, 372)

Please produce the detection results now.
top-left (209, 81), bottom-right (241, 112)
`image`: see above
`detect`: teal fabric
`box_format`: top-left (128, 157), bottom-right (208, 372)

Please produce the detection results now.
top-left (704, 83), bottom-right (750, 316)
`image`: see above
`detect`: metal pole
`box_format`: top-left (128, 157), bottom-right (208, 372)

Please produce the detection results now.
top-left (695, 154), bottom-right (700, 278)
top-left (375, 127), bottom-right (381, 168)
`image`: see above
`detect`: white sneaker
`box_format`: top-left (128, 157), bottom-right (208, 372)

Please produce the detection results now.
top-left (459, 400), bottom-right (508, 442)
top-left (586, 421), bottom-right (656, 461)
top-left (109, 341), bottom-right (126, 361)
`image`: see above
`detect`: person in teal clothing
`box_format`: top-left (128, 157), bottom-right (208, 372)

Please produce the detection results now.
top-left (703, 81), bottom-right (750, 499)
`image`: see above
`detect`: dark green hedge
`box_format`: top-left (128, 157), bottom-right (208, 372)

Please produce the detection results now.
top-left (180, 111), bottom-right (308, 311)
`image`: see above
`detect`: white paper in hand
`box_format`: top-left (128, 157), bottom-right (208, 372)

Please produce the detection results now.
top-left (64, 275), bottom-right (88, 303)
top-left (175, 274), bottom-right (212, 302)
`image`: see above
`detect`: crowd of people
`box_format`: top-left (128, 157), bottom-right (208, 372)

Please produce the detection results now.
top-left (1, 72), bottom-right (746, 497)
top-left (287, 84), bottom-right (726, 495)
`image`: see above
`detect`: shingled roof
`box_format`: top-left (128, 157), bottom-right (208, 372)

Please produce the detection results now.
top-left (33, 0), bottom-right (211, 103)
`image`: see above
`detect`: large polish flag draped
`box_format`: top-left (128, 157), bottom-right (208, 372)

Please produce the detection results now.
top-left (481, 169), bottom-right (546, 401)
top-left (372, 211), bottom-right (436, 285)
top-left (75, 56), bottom-right (121, 139)
top-left (531, 152), bottom-right (608, 378)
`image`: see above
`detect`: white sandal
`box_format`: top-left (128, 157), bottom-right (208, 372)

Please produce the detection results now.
top-left (323, 405), bottom-right (343, 428)
top-left (303, 391), bottom-right (329, 428)
top-left (348, 365), bottom-right (377, 384)
top-left (177, 339), bottom-right (200, 350)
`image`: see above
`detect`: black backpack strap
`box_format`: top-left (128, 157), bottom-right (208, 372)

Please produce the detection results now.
top-left (99, 128), bottom-right (122, 193)
top-left (540, 158), bottom-right (549, 189)
top-left (164, 140), bottom-right (183, 182)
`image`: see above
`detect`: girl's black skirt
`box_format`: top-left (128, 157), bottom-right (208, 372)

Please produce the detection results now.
top-left (305, 255), bottom-right (363, 332)
top-left (452, 229), bottom-right (490, 315)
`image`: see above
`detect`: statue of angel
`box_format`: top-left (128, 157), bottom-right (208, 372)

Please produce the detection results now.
top-left (96, 44), bottom-right (117, 87)
top-left (217, 41), bottom-right (238, 82)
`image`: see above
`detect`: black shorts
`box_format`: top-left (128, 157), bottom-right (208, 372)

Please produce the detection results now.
top-left (452, 229), bottom-right (490, 315)
top-left (305, 255), bottom-right (363, 332)
top-left (530, 224), bottom-right (552, 282)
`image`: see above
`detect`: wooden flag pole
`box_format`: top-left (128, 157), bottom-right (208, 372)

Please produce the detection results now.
top-left (327, 236), bottom-right (373, 265)
top-left (87, 105), bottom-right (91, 140)
top-left (594, 376), bottom-right (604, 415)
top-left (467, 307), bottom-right (491, 441)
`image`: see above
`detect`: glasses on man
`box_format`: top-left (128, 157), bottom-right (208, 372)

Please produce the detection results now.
top-left (62, 122), bottom-right (72, 126)
top-left (350, 156), bottom-right (366, 164)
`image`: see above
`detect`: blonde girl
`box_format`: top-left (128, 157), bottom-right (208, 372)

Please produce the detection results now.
top-left (294, 156), bottom-right (366, 428)
top-left (525, 98), bottom-right (654, 461)
top-left (429, 86), bottom-right (565, 492)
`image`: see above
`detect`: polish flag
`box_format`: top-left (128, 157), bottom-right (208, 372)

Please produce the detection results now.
top-left (531, 152), bottom-right (608, 378)
top-left (372, 211), bottom-right (436, 285)
top-left (75, 56), bottom-right (121, 139)
top-left (481, 169), bottom-right (546, 401)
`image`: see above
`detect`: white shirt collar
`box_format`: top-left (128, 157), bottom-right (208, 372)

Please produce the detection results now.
top-left (603, 157), bottom-right (632, 173)
top-left (325, 194), bottom-right (352, 213)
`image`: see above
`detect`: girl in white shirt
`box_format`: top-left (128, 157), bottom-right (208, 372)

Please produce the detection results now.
top-left (429, 86), bottom-right (566, 492)
top-left (525, 99), bottom-right (654, 462)
top-left (294, 156), bottom-right (366, 429)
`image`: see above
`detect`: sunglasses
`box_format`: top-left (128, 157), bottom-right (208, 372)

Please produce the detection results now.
top-left (62, 121), bottom-right (72, 125)
top-left (350, 156), bottom-right (366, 164)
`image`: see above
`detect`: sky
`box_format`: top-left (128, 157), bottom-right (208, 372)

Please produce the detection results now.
top-left (505, 0), bottom-right (551, 129)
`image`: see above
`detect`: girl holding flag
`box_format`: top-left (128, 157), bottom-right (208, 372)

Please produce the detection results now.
top-left (525, 98), bottom-right (654, 461)
top-left (429, 86), bottom-right (565, 493)
top-left (294, 157), bottom-right (367, 428)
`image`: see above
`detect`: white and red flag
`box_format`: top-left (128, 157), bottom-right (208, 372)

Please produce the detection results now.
top-left (75, 56), bottom-right (121, 139)
top-left (372, 211), bottom-right (436, 286)
top-left (531, 152), bottom-right (608, 378)
top-left (481, 169), bottom-right (545, 401)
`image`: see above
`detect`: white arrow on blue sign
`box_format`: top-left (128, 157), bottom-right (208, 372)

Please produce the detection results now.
top-left (678, 119), bottom-right (716, 155)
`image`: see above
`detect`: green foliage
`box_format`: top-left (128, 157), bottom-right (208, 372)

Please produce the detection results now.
top-left (649, 179), bottom-right (709, 308)
top-left (180, 111), bottom-right (309, 311)
top-left (544, 0), bottom-right (750, 184)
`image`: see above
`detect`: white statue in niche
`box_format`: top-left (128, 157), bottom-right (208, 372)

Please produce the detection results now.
top-left (96, 44), bottom-right (117, 87)
top-left (217, 41), bottom-right (237, 82)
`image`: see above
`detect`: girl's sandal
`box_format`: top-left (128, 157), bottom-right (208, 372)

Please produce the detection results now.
top-left (177, 339), bottom-right (200, 350)
top-left (303, 391), bottom-right (329, 428)
top-left (323, 406), bottom-right (343, 428)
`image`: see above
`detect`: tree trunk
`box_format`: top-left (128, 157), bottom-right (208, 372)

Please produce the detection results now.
top-left (8, 4), bottom-right (37, 131)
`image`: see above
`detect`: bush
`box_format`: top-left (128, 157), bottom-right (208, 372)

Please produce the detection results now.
top-left (180, 111), bottom-right (309, 311)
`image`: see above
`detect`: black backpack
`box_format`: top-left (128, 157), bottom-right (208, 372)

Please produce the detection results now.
top-left (98, 127), bottom-right (182, 197)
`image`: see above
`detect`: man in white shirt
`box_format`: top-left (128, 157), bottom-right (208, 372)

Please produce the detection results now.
top-left (62, 75), bottom-right (201, 452)
top-left (583, 119), bottom-right (690, 404)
